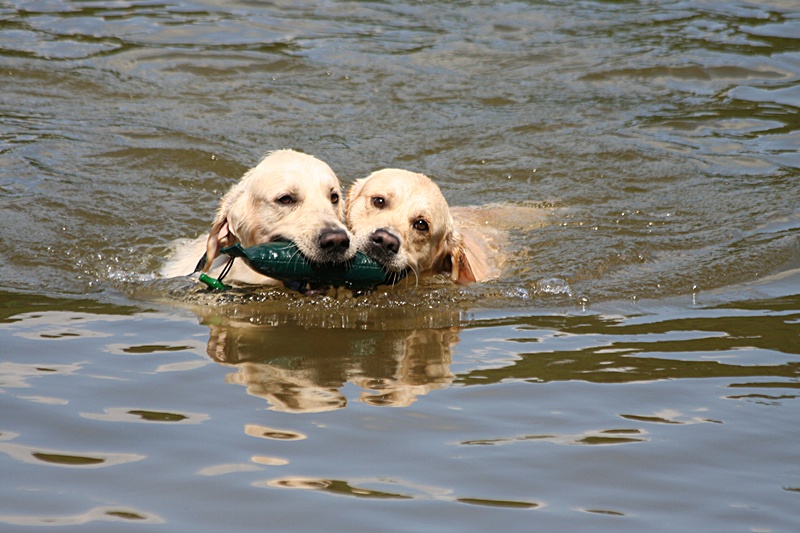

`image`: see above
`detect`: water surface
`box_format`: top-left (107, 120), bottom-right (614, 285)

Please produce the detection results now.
top-left (1, 1), bottom-right (798, 531)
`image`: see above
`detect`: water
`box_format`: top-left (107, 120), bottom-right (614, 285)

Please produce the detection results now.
top-left (1, 1), bottom-right (799, 531)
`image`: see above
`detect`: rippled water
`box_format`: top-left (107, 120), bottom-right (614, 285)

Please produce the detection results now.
top-left (1, 1), bottom-right (798, 531)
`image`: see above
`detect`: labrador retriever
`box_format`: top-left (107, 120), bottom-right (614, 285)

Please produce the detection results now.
top-left (346, 169), bottom-right (506, 285)
top-left (162, 149), bottom-right (354, 285)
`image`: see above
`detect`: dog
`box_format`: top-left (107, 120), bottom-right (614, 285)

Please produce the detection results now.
top-left (161, 149), bottom-right (355, 285)
top-left (346, 169), bottom-right (507, 285)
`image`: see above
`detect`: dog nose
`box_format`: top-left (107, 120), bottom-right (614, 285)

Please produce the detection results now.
top-left (318, 228), bottom-right (351, 253)
top-left (371, 229), bottom-right (400, 255)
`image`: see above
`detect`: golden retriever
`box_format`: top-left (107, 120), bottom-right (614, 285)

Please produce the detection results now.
top-left (161, 149), bottom-right (355, 285)
top-left (346, 169), bottom-right (508, 285)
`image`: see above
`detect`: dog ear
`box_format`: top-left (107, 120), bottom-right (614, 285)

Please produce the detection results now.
top-left (448, 235), bottom-right (478, 285)
top-left (202, 191), bottom-right (242, 273)
top-left (202, 216), bottom-right (231, 272)
top-left (442, 226), bottom-right (502, 285)
top-left (436, 230), bottom-right (477, 285)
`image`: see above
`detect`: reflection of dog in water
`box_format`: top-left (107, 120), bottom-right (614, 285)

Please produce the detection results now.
top-left (202, 312), bottom-right (459, 413)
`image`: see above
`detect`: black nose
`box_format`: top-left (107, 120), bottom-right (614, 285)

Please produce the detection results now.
top-left (318, 228), bottom-right (351, 253)
top-left (371, 229), bottom-right (400, 255)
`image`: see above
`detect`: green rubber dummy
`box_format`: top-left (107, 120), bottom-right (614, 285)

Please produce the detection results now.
top-left (220, 242), bottom-right (402, 289)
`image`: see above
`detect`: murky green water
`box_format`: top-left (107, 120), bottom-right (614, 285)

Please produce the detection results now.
top-left (1, 1), bottom-right (798, 531)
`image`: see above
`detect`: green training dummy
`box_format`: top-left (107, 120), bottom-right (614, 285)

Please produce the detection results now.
top-left (196, 242), bottom-right (403, 291)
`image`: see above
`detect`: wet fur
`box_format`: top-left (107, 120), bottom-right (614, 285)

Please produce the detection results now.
top-left (162, 150), bottom-right (354, 285)
top-left (346, 169), bottom-right (499, 284)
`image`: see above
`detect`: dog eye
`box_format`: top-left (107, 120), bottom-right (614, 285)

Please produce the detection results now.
top-left (372, 197), bottom-right (386, 209)
top-left (277, 195), bottom-right (296, 205)
top-left (331, 192), bottom-right (340, 205)
top-left (413, 219), bottom-right (429, 232)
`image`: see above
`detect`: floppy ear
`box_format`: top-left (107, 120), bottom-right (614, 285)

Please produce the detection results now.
top-left (434, 230), bottom-right (477, 285)
top-left (442, 226), bottom-right (503, 285)
top-left (202, 191), bottom-right (242, 273)
top-left (447, 233), bottom-right (478, 285)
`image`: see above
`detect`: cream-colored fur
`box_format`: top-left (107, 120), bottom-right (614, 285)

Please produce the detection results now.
top-left (162, 150), bottom-right (354, 285)
top-left (346, 169), bottom-right (498, 284)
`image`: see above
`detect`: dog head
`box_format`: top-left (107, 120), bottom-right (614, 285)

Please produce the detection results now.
top-left (346, 169), bottom-right (476, 284)
top-left (203, 150), bottom-right (354, 271)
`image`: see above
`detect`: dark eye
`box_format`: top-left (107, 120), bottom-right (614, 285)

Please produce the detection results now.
top-left (331, 192), bottom-right (340, 205)
top-left (372, 196), bottom-right (386, 209)
top-left (413, 219), bottom-right (429, 232)
top-left (277, 195), bottom-right (295, 205)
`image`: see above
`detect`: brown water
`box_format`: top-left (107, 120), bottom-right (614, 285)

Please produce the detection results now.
top-left (1, 1), bottom-right (799, 531)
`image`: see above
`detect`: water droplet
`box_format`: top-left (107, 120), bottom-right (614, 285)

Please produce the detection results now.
top-left (508, 287), bottom-right (530, 299)
top-left (536, 278), bottom-right (572, 297)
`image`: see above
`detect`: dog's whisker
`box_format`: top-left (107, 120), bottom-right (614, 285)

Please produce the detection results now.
top-left (289, 248), bottom-right (304, 262)
top-left (409, 265), bottom-right (420, 289)
top-left (380, 265), bottom-right (394, 286)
